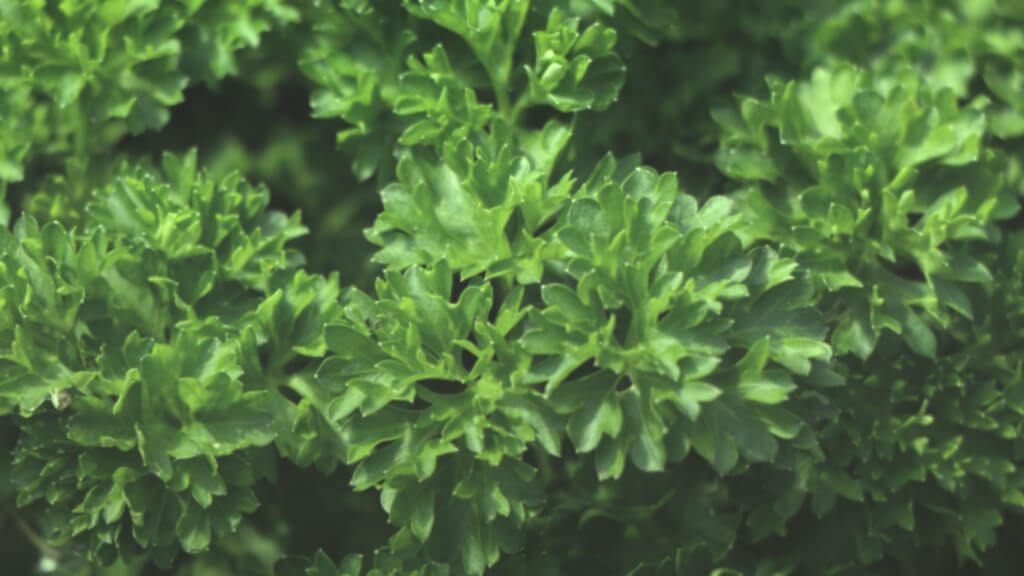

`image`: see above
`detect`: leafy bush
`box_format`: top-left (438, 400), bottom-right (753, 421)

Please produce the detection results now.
top-left (1, 1), bottom-right (1023, 575)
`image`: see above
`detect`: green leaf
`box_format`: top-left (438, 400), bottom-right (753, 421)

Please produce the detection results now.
top-left (567, 386), bottom-right (622, 453)
top-left (736, 374), bottom-right (797, 405)
top-left (177, 503), bottom-right (212, 553)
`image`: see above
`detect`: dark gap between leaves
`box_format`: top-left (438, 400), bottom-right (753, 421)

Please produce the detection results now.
top-left (461, 345), bottom-right (478, 374)
top-left (411, 379), bottom-right (464, 411)
top-left (879, 257), bottom-right (927, 284)
top-left (449, 273), bottom-right (473, 304)
top-left (532, 214), bottom-right (559, 238)
top-left (564, 359), bottom-right (600, 384)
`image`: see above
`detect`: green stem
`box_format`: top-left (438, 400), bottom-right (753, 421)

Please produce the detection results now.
top-left (532, 444), bottom-right (557, 486)
top-left (494, 73), bottom-right (512, 120)
top-left (1, 504), bottom-right (62, 561)
top-left (73, 101), bottom-right (87, 161)
top-left (68, 100), bottom-right (90, 210)
top-left (500, 275), bottom-right (515, 297)
top-left (508, 93), bottom-right (532, 128)
top-left (0, 182), bottom-right (9, 227)
top-left (481, 47), bottom-right (514, 123)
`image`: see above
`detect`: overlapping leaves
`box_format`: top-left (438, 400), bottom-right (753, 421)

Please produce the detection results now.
top-left (300, 0), bottom-right (624, 185)
top-left (0, 151), bottom-right (338, 567)
top-left (312, 152), bottom-right (830, 574)
top-left (715, 62), bottom-right (1018, 360)
top-left (0, 0), bottom-right (299, 220)
top-left (3, 0), bottom-right (1024, 575)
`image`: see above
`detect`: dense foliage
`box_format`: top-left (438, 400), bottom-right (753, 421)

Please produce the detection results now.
top-left (2, 1), bottom-right (1023, 574)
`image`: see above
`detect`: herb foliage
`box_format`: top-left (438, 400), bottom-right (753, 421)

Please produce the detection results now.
top-left (1, 1), bottom-right (1023, 575)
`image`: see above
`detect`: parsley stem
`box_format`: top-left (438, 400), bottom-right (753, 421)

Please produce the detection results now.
top-left (482, 51), bottom-right (515, 124)
top-left (0, 182), bottom-right (8, 226)
top-left (531, 444), bottom-right (556, 485)
top-left (494, 77), bottom-right (512, 121)
top-left (70, 101), bottom-right (89, 206)
top-left (509, 94), bottom-right (531, 127)
top-left (0, 503), bottom-right (62, 561)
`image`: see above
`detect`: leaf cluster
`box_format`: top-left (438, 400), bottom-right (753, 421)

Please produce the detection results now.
top-left (1, 1), bottom-right (1023, 576)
